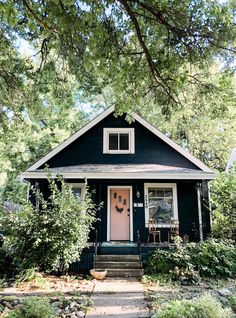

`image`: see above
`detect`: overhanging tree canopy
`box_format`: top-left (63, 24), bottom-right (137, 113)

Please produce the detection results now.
top-left (1, 0), bottom-right (236, 115)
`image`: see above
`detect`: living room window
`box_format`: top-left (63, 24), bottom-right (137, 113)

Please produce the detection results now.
top-left (103, 128), bottom-right (134, 154)
top-left (144, 183), bottom-right (178, 227)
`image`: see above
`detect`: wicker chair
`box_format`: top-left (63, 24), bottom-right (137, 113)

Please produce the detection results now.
top-left (147, 218), bottom-right (161, 243)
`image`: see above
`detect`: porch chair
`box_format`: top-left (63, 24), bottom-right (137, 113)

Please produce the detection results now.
top-left (147, 218), bottom-right (161, 244)
top-left (168, 218), bottom-right (179, 243)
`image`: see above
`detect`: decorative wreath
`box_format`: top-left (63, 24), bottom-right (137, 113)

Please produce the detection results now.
top-left (115, 205), bottom-right (124, 213)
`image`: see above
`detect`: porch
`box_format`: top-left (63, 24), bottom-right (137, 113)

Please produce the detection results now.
top-left (69, 239), bottom-right (179, 274)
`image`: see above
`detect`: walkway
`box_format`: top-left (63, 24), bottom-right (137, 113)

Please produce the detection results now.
top-left (86, 277), bottom-right (149, 318)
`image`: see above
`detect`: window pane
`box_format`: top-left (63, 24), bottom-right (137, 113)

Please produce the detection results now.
top-left (149, 188), bottom-right (165, 197)
top-left (156, 189), bottom-right (165, 197)
top-left (164, 188), bottom-right (172, 197)
top-left (119, 133), bottom-right (129, 150)
top-left (109, 133), bottom-right (118, 150)
top-left (72, 187), bottom-right (82, 200)
top-left (148, 187), bottom-right (174, 224)
top-left (148, 189), bottom-right (156, 197)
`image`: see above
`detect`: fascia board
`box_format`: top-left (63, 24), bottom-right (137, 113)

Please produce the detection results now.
top-left (20, 171), bottom-right (216, 180)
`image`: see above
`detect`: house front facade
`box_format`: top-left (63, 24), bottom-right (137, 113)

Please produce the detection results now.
top-left (21, 106), bottom-right (215, 248)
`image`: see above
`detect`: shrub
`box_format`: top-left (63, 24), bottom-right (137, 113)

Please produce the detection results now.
top-left (0, 245), bottom-right (16, 278)
top-left (145, 239), bottom-right (236, 282)
top-left (189, 239), bottom-right (236, 278)
top-left (0, 176), bottom-right (97, 273)
top-left (152, 294), bottom-right (232, 318)
top-left (5, 297), bottom-right (56, 318)
top-left (211, 166), bottom-right (236, 241)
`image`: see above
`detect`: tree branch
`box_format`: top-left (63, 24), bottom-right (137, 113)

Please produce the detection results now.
top-left (22, 0), bottom-right (58, 34)
top-left (119, 0), bottom-right (179, 105)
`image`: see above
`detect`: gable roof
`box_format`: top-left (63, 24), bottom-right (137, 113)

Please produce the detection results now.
top-left (226, 147), bottom-right (236, 171)
top-left (25, 105), bottom-right (213, 173)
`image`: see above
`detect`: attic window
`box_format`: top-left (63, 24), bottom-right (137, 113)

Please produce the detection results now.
top-left (103, 128), bottom-right (135, 154)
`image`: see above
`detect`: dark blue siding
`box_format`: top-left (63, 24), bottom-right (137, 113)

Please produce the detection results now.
top-left (43, 113), bottom-right (200, 170)
top-left (29, 178), bottom-right (210, 246)
top-left (86, 179), bottom-right (205, 244)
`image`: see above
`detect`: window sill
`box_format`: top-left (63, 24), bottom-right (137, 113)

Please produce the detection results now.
top-left (103, 150), bottom-right (134, 154)
top-left (145, 224), bottom-right (178, 228)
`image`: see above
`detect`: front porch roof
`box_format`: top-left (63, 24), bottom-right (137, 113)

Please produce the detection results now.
top-left (21, 163), bottom-right (216, 180)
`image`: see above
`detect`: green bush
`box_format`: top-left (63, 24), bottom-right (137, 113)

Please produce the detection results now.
top-left (189, 239), bottom-right (236, 278)
top-left (145, 239), bottom-right (236, 282)
top-left (211, 166), bottom-right (236, 241)
top-left (0, 176), bottom-right (96, 273)
top-left (152, 294), bottom-right (232, 318)
top-left (0, 246), bottom-right (16, 277)
top-left (5, 297), bottom-right (56, 318)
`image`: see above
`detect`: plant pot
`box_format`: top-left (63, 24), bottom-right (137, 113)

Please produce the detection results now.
top-left (90, 269), bottom-right (107, 280)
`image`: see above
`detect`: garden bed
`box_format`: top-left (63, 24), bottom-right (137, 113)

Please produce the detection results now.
top-left (143, 277), bottom-right (236, 317)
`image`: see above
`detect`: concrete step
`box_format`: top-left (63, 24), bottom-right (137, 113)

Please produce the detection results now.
top-left (96, 255), bottom-right (140, 262)
top-left (95, 261), bottom-right (141, 269)
top-left (106, 268), bottom-right (144, 278)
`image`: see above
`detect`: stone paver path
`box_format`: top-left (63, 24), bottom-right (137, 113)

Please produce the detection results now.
top-left (86, 277), bottom-right (149, 318)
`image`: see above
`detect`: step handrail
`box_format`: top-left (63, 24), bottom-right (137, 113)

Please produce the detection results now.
top-left (94, 229), bottom-right (98, 268)
top-left (137, 230), bottom-right (142, 269)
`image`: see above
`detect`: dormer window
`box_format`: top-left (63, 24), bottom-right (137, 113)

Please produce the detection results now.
top-left (103, 128), bottom-right (135, 154)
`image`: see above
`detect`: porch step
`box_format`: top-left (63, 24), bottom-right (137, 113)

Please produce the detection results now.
top-left (94, 255), bottom-right (143, 278)
top-left (95, 261), bottom-right (141, 269)
top-left (96, 255), bottom-right (139, 262)
top-left (106, 268), bottom-right (144, 278)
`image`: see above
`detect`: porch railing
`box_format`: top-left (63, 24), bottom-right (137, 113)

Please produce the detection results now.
top-left (137, 230), bottom-right (142, 268)
top-left (94, 229), bottom-right (98, 268)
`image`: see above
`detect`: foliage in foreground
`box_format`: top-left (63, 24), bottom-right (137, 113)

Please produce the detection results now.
top-left (211, 165), bottom-right (236, 241)
top-left (152, 293), bottom-right (232, 318)
top-left (0, 176), bottom-right (96, 273)
top-left (145, 239), bottom-right (236, 283)
top-left (5, 297), bottom-right (56, 318)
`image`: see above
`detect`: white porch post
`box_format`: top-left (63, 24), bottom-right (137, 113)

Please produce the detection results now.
top-left (197, 182), bottom-right (203, 241)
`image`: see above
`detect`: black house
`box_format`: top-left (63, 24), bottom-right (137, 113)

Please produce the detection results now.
top-left (21, 106), bottom-right (215, 265)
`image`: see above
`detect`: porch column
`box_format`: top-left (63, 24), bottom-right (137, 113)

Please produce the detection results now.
top-left (196, 182), bottom-right (203, 241)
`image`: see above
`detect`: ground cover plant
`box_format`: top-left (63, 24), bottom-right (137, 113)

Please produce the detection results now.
top-left (1, 294), bottom-right (92, 318)
top-left (145, 239), bottom-right (236, 283)
top-left (4, 297), bottom-right (56, 318)
top-left (151, 293), bottom-right (233, 318)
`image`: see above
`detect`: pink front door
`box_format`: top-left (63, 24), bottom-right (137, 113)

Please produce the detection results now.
top-left (110, 188), bottom-right (130, 241)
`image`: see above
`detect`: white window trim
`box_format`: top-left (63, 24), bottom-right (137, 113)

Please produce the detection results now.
top-left (144, 183), bottom-right (178, 228)
top-left (66, 182), bottom-right (86, 201)
top-left (103, 128), bottom-right (135, 154)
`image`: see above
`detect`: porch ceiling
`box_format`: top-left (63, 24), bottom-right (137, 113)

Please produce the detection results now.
top-left (21, 164), bottom-right (216, 180)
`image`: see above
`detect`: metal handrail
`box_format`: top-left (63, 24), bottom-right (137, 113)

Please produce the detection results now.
top-left (94, 229), bottom-right (98, 268)
top-left (137, 230), bottom-right (142, 268)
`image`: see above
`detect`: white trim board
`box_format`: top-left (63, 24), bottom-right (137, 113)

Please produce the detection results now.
top-left (107, 186), bottom-right (133, 242)
top-left (103, 127), bottom-right (135, 154)
top-left (225, 147), bottom-right (236, 172)
top-left (144, 183), bottom-right (178, 228)
top-left (21, 171), bottom-right (216, 180)
top-left (25, 105), bottom-right (213, 173)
